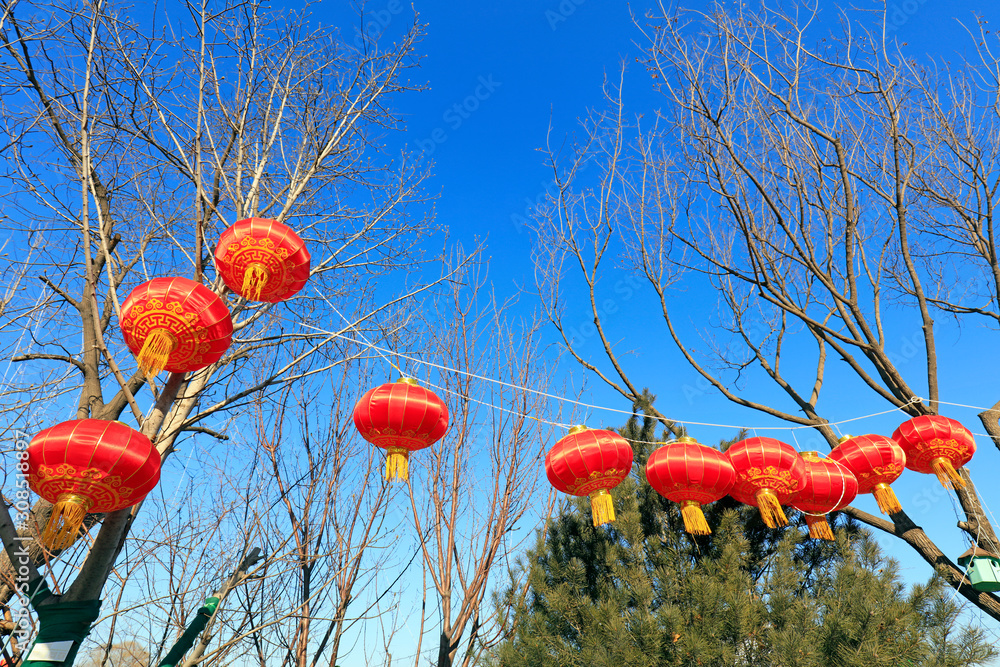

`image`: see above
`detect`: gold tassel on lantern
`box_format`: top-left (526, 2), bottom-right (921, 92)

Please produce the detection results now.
top-left (589, 489), bottom-right (616, 527)
top-left (241, 263), bottom-right (271, 301)
top-left (872, 482), bottom-right (903, 514)
top-left (754, 488), bottom-right (789, 528)
top-left (137, 328), bottom-right (177, 377)
top-left (680, 500), bottom-right (711, 535)
top-left (385, 447), bottom-right (409, 481)
top-left (930, 457), bottom-right (965, 490)
top-left (805, 514), bottom-right (835, 541)
top-left (41, 493), bottom-right (91, 550)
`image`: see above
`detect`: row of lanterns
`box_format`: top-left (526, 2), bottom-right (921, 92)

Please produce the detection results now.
top-left (22, 366), bottom-right (994, 591)
top-left (347, 381), bottom-right (977, 545)
top-left (545, 416), bottom-right (976, 542)
top-left (26, 218), bottom-right (311, 548)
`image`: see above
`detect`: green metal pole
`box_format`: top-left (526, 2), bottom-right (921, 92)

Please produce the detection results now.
top-left (156, 597), bottom-right (219, 667)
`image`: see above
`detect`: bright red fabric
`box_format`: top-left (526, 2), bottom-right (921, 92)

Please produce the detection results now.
top-left (892, 415), bottom-right (975, 474)
top-left (120, 277), bottom-right (233, 372)
top-left (27, 419), bottom-right (161, 511)
top-left (544, 428), bottom-right (633, 497)
top-left (828, 434), bottom-right (905, 493)
top-left (353, 382), bottom-right (449, 453)
top-left (215, 218), bottom-right (311, 302)
top-left (645, 441), bottom-right (735, 505)
top-left (790, 455), bottom-right (859, 514)
top-left (726, 437), bottom-right (805, 506)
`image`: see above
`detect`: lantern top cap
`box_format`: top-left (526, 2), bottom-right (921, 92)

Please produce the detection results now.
top-left (837, 434), bottom-right (852, 443)
top-left (801, 451), bottom-right (822, 461)
top-left (675, 436), bottom-right (698, 444)
top-left (396, 377), bottom-right (419, 386)
top-left (567, 425), bottom-right (589, 435)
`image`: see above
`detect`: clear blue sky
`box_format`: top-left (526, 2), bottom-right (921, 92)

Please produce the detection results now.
top-left (329, 0), bottom-right (1000, 660)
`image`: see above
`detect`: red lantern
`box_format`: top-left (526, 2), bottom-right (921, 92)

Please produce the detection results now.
top-left (120, 277), bottom-right (233, 378)
top-left (27, 419), bottom-right (161, 549)
top-left (892, 415), bottom-right (975, 490)
top-left (353, 378), bottom-right (449, 481)
top-left (645, 436), bottom-right (735, 535)
top-left (829, 434), bottom-right (905, 514)
top-left (215, 218), bottom-right (311, 302)
top-left (726, 437), bottom-right (805, 528)
top-left (545, 426), bottom-right (633, 527)
top-left (790, 451), bottom-right (859, 541)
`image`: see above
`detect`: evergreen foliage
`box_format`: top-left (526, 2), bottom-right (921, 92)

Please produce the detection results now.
top-left (491, 407), bottom-right (997, 667)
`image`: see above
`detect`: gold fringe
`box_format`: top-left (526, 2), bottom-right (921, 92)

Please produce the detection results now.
top-left (872, 483), bottom-right (903, 514)
top-left (805, 515), bottom-right (835, 541)
top-left (680, 500), bottom-right (711, 535)
top-left (931, 458), bottom-right (965, 490)
top-left (41, 495), bottom-right (90, 550)
top-left (385, 448), bottom-right (409, 481)
top-left (241, 263), bottom-right (271, 301)
top-left (754, 489), bottom-right (788, 528)
top-left (137, 328), bottom-right (176, 377)
top-left (589, 489), bottom-right (616, 527)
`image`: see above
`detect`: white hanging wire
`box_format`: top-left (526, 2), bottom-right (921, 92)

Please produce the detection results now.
top-left (415, 374), bottom-right (574, 430)
top-left (304, 286), bottom-right (574, 429)
top-left (289, 314), bottom-right (938, 437)
top-left (294, 285), bottom-right (1000, 444)
top-left (308, 284), bottom-right (404, 377)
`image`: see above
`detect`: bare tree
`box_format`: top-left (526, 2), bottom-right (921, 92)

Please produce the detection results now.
top-left (405, 255), bottom-right (560, 667)
top-left (530, 0), bottom-right (1000, 621)
top-left (0, 0), bottom-right (463, 662)
top-left (77, 640), bottom-right (149, 667)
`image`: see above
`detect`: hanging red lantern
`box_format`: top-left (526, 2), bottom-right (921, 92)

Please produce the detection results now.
top-left (27, 419), bottom-right (161, 549)
top-left (215, 218), bottom-right (311, 302)
top-left (645, 436), bottom-right (735, 536)
top-left (545, 426), bottom-right (633, 527)
top-left (353, 378), bottom-right (449, 481)
top-left (892, 415), bottom-right (975, 489)
top-left (829, 434), bottom-right (905, 514)
top-left (789, 451), bottom-right (859, 541)
top-left (726, 437), bottom-right (805, 528)
top-left (120, 277), bottom-right (233, 378)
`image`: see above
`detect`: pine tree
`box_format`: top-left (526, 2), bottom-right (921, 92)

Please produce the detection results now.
top-left (490, 404), bottom-right (997, 667)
